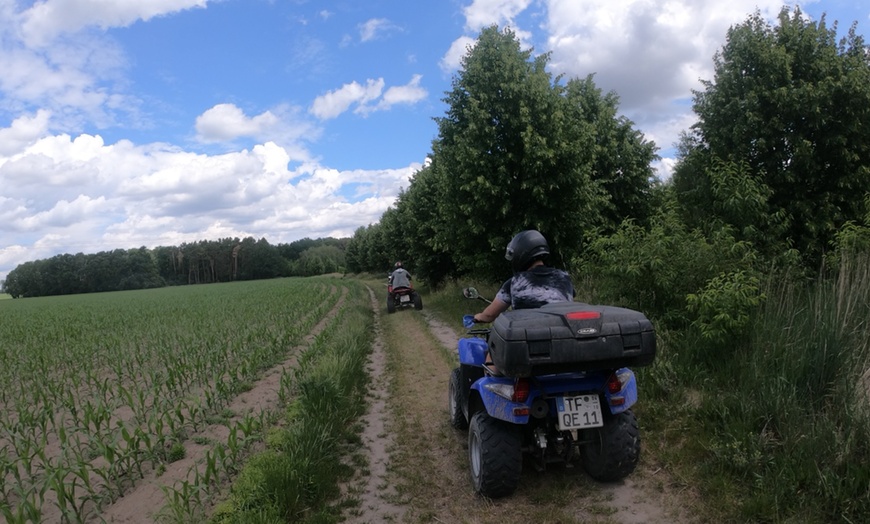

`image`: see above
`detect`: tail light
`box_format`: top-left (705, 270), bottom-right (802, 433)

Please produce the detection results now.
top-left (606, 372), bottom-right (623, 394)
top-left (484, 378), bottom-right (531, 404)
top-left (512, 378), bottom-right (530, 402)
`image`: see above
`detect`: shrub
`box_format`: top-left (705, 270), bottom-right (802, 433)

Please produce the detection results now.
top-left (686, 270), bottom-right (765, 346)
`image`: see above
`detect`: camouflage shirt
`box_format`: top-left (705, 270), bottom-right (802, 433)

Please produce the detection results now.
top-left (495, 266), bottom-right (575, 310)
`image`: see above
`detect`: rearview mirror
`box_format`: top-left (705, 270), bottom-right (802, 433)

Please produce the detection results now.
top-left (463, 287), bottom-right (479, 300)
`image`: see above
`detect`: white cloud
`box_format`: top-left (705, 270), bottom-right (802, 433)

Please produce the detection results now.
top-left (19, 194), bottom-right (109, 229)
top-left (370, 75), bottom-right (428, 113)
top-left (381, 75), bottom-right (427, 105)
top-left (195, 104), bottom-right (280, 142)
top-left (309, 79), bottom-right (385, 119)
top-left (441, 36), bottom-right (476, 73)
top-left (543, 0), bottom-right (787, 114)
top-left (193, 104), bottom-right (320, 163)
top-left (0, 110), bottom-right (52, 155)
top-left (0, 3), bottom-right (143, 133)
top-left (0, 245), bottom-right (29, 281)
top-left (310, 76), bottom-right (429, 119)
top-left (359, 18), bottom-right (399, 42)
top-left (652, 157), bottom-right (678, 182)
top-left (19, 0), bottom-right (209, 47)
top-left (463, 0), bottom-right (533, 31)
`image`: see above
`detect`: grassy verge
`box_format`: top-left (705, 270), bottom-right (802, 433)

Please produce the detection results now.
top-left (209, 281), bottom-right (372, 524)
top-left (639, 255), bottom-right (870, 522)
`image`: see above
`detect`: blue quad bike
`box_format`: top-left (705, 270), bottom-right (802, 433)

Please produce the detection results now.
top-left (448, 288), bottom-right (656, 498)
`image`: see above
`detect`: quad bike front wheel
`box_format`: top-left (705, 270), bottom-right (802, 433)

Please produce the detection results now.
top-left (448, 368), bottom-right (468, 430)
top-left (468, 411), bottom-right (522, 498)
top-left (580, 409), bottom-right (640, 481)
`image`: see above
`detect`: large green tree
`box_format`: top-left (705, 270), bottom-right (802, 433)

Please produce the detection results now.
top-left (383, 164), bottom-right (457, 285)
top-left (674, 7), bottom-right (870, 266)
top-left (565, 76), bottom-right (659, 231)
top-left (431, 26), bottom-right (602, 278)
top-left (429, 26), bottom-right (656, 281)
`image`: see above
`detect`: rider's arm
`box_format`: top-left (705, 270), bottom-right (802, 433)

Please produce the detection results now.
top-left (474, 298), bottom-right (509, 323)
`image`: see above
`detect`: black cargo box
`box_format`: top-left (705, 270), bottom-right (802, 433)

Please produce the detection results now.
top-left (489, 302), bottom-right (656, 377)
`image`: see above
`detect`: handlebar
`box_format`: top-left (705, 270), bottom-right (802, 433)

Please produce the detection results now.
top-left (463, 314), bottom-right (491, 337)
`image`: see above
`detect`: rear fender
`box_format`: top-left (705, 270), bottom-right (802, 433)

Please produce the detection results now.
top-left (604, 368), bottom-right (638, 414)
top-left (471, 376), bottom-right (531, 424)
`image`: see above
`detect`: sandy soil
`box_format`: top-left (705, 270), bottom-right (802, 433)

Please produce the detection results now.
top-left (339, 287), bottom-right (407, 523)
top-left (340, 293), bottom-right (697, 523)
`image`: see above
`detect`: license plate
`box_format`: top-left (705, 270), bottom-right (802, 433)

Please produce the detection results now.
top-left (400, 295), bottom-right (410, 302)
top-left (556, 395), bottom-right (603, 430)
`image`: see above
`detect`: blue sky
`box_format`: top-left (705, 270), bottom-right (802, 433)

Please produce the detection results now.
top-left (1, 0), bottom-right (868, 283)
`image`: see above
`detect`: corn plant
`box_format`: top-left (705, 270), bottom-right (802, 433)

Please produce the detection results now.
top-left (0, 277), bottom-right (349, 520)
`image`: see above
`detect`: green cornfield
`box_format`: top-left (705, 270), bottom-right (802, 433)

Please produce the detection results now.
top-left (0, 276), bottom-right (361, 522)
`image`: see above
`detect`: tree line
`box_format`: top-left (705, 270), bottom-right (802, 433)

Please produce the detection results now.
top-left (1, 236), bottom-right (348, 298)
top-left (347, 9), bottom-right (870, 331)
top-left (345, 24), bottom-right (659, 285)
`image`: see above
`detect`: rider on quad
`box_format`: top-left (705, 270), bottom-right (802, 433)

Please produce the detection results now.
top-left (387, 261), bottom-right (422, 313)
top-left (389, 261), bottom-right (412, 290)
top-left (454, 230), bottom-right (651, 498)
top-left (472, 229), bottom-right (575, 322)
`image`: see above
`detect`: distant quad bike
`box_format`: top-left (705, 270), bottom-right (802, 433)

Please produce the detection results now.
top-left (449, 287), bottom-right (656, 498)
top-left (386, 283), bottom-right (422, 313)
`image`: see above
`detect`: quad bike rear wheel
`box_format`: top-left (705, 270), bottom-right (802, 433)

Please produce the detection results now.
top-left (468, 411), bottom-right (522, 498)
top-left (413, 292), bottom-right (423, 310)
top-left (580, 409), bottom-right (640, 481)
top-left (386, 293), bottom-right (396, 313)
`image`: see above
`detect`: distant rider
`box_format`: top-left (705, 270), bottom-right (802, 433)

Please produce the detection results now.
top-left (389, 261), bottom-right (412, 290)
top-left (473, 230), bottom-right (574, 323)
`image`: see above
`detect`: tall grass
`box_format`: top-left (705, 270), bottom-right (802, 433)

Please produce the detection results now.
top-left (664, 253), bottom-right (870, 522)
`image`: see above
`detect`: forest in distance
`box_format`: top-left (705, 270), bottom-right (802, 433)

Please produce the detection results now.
top-left (1, 236), bottom-right (349, 298)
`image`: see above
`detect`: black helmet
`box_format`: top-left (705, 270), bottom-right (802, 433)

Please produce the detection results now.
top-left (395, 261), bottom-right (403, 269)
top-left (505, 230), bottom-right (549, 272)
